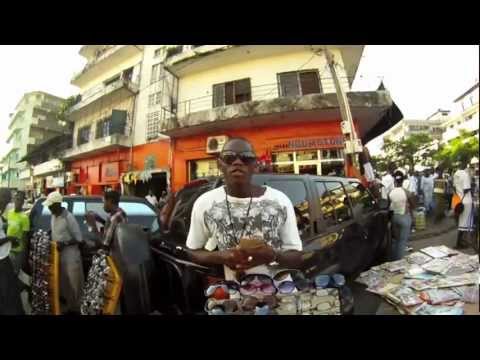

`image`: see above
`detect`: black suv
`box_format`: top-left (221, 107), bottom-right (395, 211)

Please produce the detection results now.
top-left (151, 174), bottom-right (391, 314)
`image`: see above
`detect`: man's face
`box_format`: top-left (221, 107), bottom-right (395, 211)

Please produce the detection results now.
top-left (14, 194), bottom-right (24, 212)
top-left (218, 140), bottom-right (257, 187)
top-left (49, 203), bottom-right (61, 216)
top-left (104, 198), bottom-right (113, 213)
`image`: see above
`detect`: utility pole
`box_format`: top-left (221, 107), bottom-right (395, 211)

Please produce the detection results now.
top-left (324, 47), bottom-right (361, 175)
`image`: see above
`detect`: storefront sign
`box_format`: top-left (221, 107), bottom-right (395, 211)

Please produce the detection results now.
top-left (52, 176), bottom-right (64, 187)
top-left (33, 159), bottom-right (63, 176)
top-left (272, 136), bottom-right (344, 152)
top-left (102, 162), bottom-right (119, 182)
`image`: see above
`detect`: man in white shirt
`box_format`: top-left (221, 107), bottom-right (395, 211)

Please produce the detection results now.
top-left (421, 170), bottom-right (434, 214)
top-left (0, 188), bottom-right (24, 315)
top-left (381, 164), bottom-right (396, 200)
top-left (453, 159), bottom-right (475, 249)
top-left (185, 138), bottom-right (303, 281)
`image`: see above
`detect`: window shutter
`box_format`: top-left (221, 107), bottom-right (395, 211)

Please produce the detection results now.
top-left (299, 71), bottom-right (320, 95)
top-left (110, 110), bottom-right (127, 135)
top-left (224, 82), bottom-right (235, 105)
top-left (278, 72), bottom-right (300, 97)
top-left (234, 78), bottom-right (251, 103)
top-left (213, 84), bottom-right (225, 108)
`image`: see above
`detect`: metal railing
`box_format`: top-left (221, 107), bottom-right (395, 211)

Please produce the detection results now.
top-left (70, 77), bottom-right (139, 114)
top-left (72, 46), bottom-right (128, 81)
top-left (173, 76), bottom-right (356, 118)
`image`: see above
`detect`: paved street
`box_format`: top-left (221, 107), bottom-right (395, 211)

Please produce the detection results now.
top-left (351, 214), bottom-right (477, 315)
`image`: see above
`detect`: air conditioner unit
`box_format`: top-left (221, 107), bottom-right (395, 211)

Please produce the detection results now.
top-left (206, 135), bottom-right (229, 154)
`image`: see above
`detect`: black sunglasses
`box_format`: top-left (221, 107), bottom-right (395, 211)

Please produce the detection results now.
top-left (219, 151), bottom-right (257, 165)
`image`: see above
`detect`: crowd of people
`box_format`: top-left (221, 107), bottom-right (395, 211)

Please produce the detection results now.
top-left (375, 157), bottom-right (479, 262)
top-left (0, 189), bottom-right (128, 315)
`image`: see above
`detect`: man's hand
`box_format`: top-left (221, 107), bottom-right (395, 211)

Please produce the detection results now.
top-left (234, 244), bottom-right (276, 270)
top-left (219, 249), bottom-right (250, 270)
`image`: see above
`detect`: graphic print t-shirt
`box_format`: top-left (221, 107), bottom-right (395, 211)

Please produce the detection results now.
top-left (186, 186), bottom-right (302, 279)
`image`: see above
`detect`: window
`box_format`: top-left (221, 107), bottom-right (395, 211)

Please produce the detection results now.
top-left (154, 47), bottom-right (165, 58)
top-left (148, 92), bottom-right (162, 107)
top-left (104, 75), bottom-right (120, 87)
top-left (146, 111), bottom-right (161, 140)
top-left (189, 159), bottom-right (221, 181)
top-left (212, 78), bottom-right (251, 108)
top-left (345, 182), bottom-right (375, 214)
top-left (267, 180), bottom-right (311, 237)
top-left (317, 181), bottom-right (352, 225)
top-left (96, 117), bottom-right (111, 139)
top-left (165, 45), bottom-right (183, 59)
top-left (278, 70), bottom-right (321, 97)
top-left (72, 201), bottom-right (86, 216)
top-left (86, 202), bottom-right (108, 221)
top-left (150, 63), bottom-right (163, 84)
top-left (77, 126), bottom-right (91, 146)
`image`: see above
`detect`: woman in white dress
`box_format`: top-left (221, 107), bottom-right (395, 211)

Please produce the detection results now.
top-left (453, 159), bottom-right (475, 249)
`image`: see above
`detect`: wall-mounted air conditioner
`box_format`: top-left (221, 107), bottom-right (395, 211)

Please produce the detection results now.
top-left (206, 135), bottom-right (229, 154)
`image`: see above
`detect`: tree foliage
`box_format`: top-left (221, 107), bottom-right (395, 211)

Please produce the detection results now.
top-left (434, 130), bottom-right (479, 169)
top-left (377, 133), bottom-right (434, 170)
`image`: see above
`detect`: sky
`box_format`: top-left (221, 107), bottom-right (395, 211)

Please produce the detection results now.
top-left (0, 45), bottom-right (478, 159)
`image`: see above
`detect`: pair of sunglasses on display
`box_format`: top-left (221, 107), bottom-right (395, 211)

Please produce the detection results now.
top-left (218, 151), bottom-right (257, 165)
top-left (273, 270), bottom-right (346, 294)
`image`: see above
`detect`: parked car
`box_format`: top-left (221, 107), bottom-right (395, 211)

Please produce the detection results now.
top-left (150, 174), bottom-right (391, 314)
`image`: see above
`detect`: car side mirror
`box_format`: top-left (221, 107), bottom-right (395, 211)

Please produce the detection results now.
top-left (377, 198), bottom-right (389, 210)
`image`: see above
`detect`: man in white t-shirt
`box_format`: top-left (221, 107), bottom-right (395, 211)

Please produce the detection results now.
top-left (185, 138), bottom-right (303, 281)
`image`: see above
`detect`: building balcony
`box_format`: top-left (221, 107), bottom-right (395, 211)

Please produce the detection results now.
top-left (164, 45), bottom-right (363, 87)
top-left (160, 79), bottom-right (402, 144)
top-left (63, 134), bottom-right (131, 161)
top-left (30, 116), bottom-right (72, 135)
top-left (68, 77), bottom-right (139, 119)
top-left (72, 45), bottom-right (143, 88)
top-left (8, 110), bottom-right (25, 131)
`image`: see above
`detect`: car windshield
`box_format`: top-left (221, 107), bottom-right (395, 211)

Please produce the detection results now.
top-left (41, 202), bottom-right (68, 215)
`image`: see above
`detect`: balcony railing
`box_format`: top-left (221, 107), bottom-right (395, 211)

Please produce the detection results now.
top-left (174, 76), bottom-right (354, 119)
top-left (69, 77), bottom-right (139, 114)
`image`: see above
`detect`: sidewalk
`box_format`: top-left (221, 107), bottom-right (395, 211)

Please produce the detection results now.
top-left (410, 214), bottom-right (456, 242)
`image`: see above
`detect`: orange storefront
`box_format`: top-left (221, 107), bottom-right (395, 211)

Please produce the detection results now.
top-left (67, 150), bottom-right (130, 195)
top-left (170, 120), bottom-right (355, 192)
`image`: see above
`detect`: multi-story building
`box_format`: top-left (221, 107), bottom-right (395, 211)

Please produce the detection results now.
top-left (442, 82), bottom-right (479, 142)
top-left (131, 45), bottom-right (402, 192)
top-left (382, 116), bottom-right (446, 144)
top-left (0, 91), bottom-right (67, 191)
top-left (63, 45), bottom-right (144, 195)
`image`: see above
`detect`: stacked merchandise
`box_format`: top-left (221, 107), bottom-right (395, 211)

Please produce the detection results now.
top-left (30, 230), bottom-right (60, 315)
top-left (204, 272), bottom-right (349, 315)
top-left (356, 245), bottom-right (479, 315)
top-left (80, 251), bottom-right (122, 315)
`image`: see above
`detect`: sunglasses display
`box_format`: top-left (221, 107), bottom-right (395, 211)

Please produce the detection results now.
top-left (29, 230), bottom-right (60, 315)
top-left (80, 250), bottom-right (122, 315)
top-left (204, 271), bottom-right (349, 315)
top-left (219, 151), bottom-right (257, 165)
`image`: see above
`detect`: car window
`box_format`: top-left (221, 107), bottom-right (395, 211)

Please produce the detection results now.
top-left (120, 202), bottom-right (159, 232)
top-left (266, 179), bottom-right (311, 238)
top-left (346, 182), bottom-right (376, 213)
top-left (72, 201), bottom-right (86, 216)
top-left (317, 181), bottom-right (352, 225)
top-left (85, 202), bottom-right (108, 220)
top-left (41, 202), bottom-right (68, 215)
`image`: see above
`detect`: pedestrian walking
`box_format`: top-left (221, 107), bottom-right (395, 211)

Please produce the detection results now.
top-left (388, 171), bottom-right (415, 261)
top-left (445, 172), bottom-right (454, 211)
top-left (453, 158), bottom-right (475, 249)
top-left (7, 191), bottom-right (30, 277)
top-left (44, 191), bottom-right (84, 314)
top-left (0, 188), bottom-right (24, 315)
top-left (421, 170), bottom-right (434, 214)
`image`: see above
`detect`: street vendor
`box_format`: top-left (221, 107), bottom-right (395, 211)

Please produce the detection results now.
top-left (185, 138), bottom-right (303, 281)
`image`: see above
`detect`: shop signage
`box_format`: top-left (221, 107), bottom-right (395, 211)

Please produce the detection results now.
top-left (52, 176), bottom-right (64, 187)
top-left (272, 136), bottom-right (344, 152)
top-left (33, 159), bottom-right (63, 176)
top-left (145, 155), bottom-right (156, 171)
top-left (102, 162), bottom-right (119, 182)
